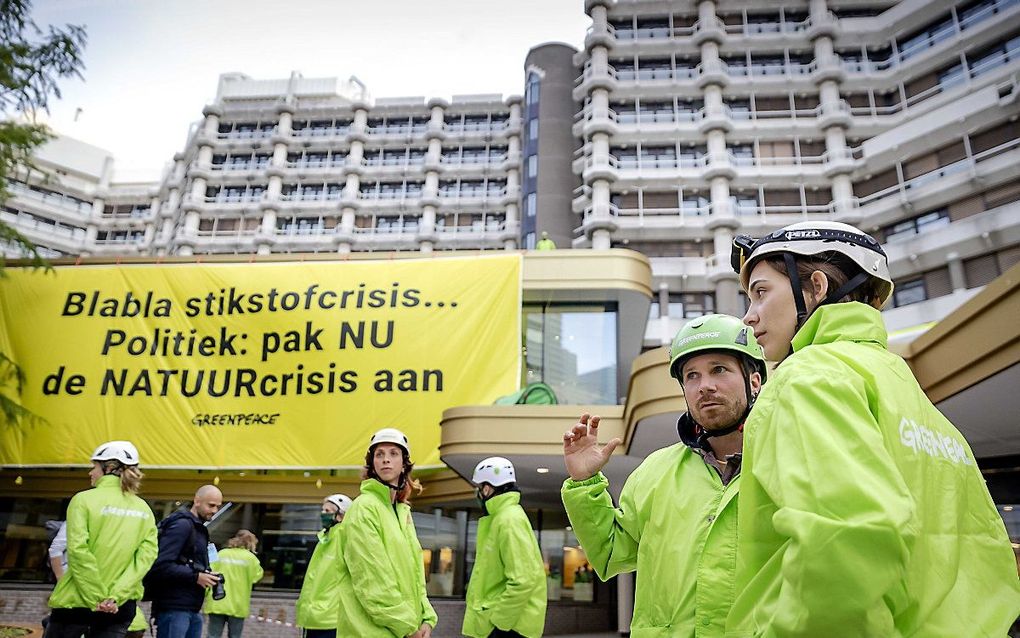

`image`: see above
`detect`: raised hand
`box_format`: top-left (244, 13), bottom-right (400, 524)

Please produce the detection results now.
top-left (563, 413), bottom-right (622, 481)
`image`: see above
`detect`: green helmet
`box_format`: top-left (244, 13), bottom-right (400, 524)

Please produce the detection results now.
top-left (668, 314), bottom-right (766, 383)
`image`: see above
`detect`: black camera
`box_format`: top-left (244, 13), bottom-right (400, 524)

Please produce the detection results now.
top-left (210, 572), bottom-right (226, 600)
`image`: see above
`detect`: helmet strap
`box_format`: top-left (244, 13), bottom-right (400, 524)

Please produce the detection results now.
top-left (821, 271), bottom-right (871, 307)
top-left (784, 253), bottom-right (808, 327)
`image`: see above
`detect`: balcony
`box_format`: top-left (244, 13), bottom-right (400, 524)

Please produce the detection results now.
top-left (856, 137), bottom-right (1020, 212)
top-left (217, 128), bottom-right (276, 141)
top-left (292, 126), bottom-right (351, 139)
top-left (7, 181), bottom-right (93, 217)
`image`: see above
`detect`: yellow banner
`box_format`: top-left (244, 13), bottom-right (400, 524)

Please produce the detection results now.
top-left (0, 255), bottom-right (521, 468)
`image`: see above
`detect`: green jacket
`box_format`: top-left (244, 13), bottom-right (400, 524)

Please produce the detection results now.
top-left (205, 547), bottom-right (264, 619)
top-left (48, 475), bottom-right (158, 609)
top-left (562, 443), bottom-right (740, 637)
top-left (463, 491), bottom-right (547, 638)
top-left (726, 303), bottom-right (1020, 637)
top-left (129, 607), bottom-right (147, 632)
top-left (337, 479), bottom-right (438, 637)
top-left (295, 524), bottom-right (343, 629)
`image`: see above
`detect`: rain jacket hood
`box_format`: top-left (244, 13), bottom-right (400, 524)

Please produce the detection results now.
top-left (337, 479), bottom-right (437, 637)
top-left (726, 302), bottom-right (1020, 637)
top-left (205, 547), bottom-right (264, 619)
top-left (48, 474), bottom-right (158, 609)
top-left (295, 523), bottom-right (343, 629)
top-left (463, 491), bottom-right (546, 638)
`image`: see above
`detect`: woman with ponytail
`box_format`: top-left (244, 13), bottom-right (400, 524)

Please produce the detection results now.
top-left (44, 441), bottom-right (157, 638)
top-left (337, 428), bottom-right (436, 638)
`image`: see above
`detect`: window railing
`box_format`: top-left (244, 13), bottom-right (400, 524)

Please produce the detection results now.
top-left (7, 181), bottom-right (93, 215)
top-left (217, 128), bottom-right (276, 140)
top-left (440, 154), bottom-right (506, 165)
top-left (857, 136), bottom-right (1020, 207)
top-left (287, 157), bottom-right (345, 169)
top-left (293, 126), bottom-right (351, 138)
top-left (212, 159), bottom-right (271, 171)
top-left (194, 227), bottom-right (258, 238)
top-left (0, 210), bottom-right (87, 239)
top-left (204, 192), bottom-right (264, 204)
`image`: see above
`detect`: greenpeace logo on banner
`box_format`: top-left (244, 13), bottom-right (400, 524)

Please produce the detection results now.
top-left (899, 417), bottom-right (973, 466)
top-left (100, 505), bottom-right (149, 519)
top-left (192, 413), bottom-right (280, 427)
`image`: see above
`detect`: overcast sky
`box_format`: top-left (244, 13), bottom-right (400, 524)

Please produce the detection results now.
top-left (32, 0), bottom-right (588, 181)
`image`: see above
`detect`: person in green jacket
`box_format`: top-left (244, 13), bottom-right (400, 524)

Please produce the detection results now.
top-left (338, 428), bottom-right (437, 638)
top-left (561, 314), bottom-right (767, 637)
top-left (463, 457), bottom-right (546, 638)
top-left (727, 220), bottom-right (1020, 636)
top-left (296, 493), bottom-right (351, 638)
top-left (44, 440), bottom-right (158, 638)
top-left (205, 529), bottom-right (264, 638)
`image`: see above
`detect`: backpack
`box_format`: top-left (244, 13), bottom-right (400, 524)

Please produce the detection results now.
top-left (494, 382), bottom-right (558, 405)
top-left (141, 510), bottom-right (198, 602)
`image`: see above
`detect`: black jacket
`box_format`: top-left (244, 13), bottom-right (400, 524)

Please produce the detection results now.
top-left (146, 510), bottom-right (210, 612)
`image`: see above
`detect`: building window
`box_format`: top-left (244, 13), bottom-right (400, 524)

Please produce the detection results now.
top-left (526, 192), bottom-right (537, 217)
top-left (524, 232), bottom-right (536, 249)
top-left (529, 119), bottom-right (539, 141)
top-left (523, 303), bottom-right (618, 404)
top-left (893, 278), bottom-right (927, 306)
top-left (528, 155), bottom-right (538, 178)
top-left (526, 72), bottom-right (541, 106)
top-left (883, 208), bottom-right (950, 242)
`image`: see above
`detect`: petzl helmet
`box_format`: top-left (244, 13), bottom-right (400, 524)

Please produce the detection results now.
top-left (669, 314), bottom-right (766, 382)
top-left (731, 221), bottom-right (893, 323)
top-left (90, 441), bottom-right (140, 466)
top-left (472, 457), bottom-right (516, 487)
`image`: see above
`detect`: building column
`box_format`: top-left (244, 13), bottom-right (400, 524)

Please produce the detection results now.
top-left (419, 206), bottom-right (436, 253)
top-left (504, 202), bottom-right (519, 250)
top-left (946, 252), bottom-right (967, 291)
top-left (257, 208), bottom-right (276, 255)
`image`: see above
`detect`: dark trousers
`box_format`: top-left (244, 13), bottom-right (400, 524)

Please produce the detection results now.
top-left (302, 630), bottom-right (336, 638)
top-left (489, 631), bottom-right (526, 638)
top-left (44, 601), bottom-right (137, 638)
top-left (206, 614), bottom-right (244, 638)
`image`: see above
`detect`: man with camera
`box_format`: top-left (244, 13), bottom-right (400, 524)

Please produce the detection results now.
top-left (145, 485), bottom-right (224, 638)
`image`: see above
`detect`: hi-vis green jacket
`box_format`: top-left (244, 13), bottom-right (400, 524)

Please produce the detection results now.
top-left (463, 491), bottom-right (547, 638)
top-left (296, 524), bottom-right (343, 629)
top-left (337, 479), bottom-right (437, 637)
top-left (726, 303), bottom-right (1020, 637)
top-left (48, 475), bottom-right (158, 609)
top-left (205, 547), bottom-right (264, 619)
top-left (562, 443), bottom-right (740, 637)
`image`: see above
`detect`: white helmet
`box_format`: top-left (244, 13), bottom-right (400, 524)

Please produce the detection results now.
top-left (90, 440), bottom-right (140, 466)
top-left (369, 428), bottom-right (410, 456)
top-left (732, 221), bottom-right (893, 307)
top-left (472, 457), bottom-right (516, 487)
top-left (324, 493), bottom-right (353, 515)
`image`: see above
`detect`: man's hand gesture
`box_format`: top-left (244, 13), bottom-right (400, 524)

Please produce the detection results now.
top-left (563, 413), bottom-right (622, 481)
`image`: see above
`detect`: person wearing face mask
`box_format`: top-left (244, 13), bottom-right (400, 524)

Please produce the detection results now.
top-left (44, 441), bottom-right (158, 638)
top-left (295, 494), bottom-right (351, 638)
top-left (561, 314), bottom-right (766, 637)
top-left (462, 457), bottom-right (546, 638)
top-left (726, 220), bottom-right (1020, 636)
top-left (337, 428), bottom-right (437, 638)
